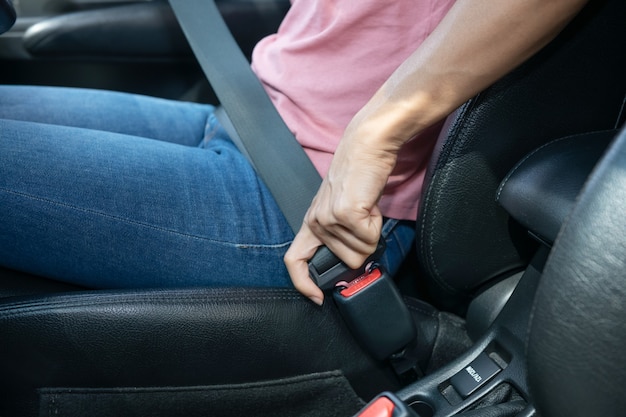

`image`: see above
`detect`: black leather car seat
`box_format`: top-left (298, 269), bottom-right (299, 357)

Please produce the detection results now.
top-left (416, 0), bottom-right (626, 311)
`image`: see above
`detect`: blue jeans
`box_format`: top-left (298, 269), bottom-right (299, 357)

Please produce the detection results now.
top-left (0, 85), bottom-right (415, 289)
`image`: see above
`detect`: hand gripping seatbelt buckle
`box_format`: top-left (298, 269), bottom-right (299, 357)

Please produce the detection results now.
top-left (332, 265), bottom-right (416, 361)
top-left (308, 240), bottom-right (386, 290)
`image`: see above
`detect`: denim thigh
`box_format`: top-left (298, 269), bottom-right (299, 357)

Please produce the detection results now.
top-left (0, 85), bottom-right (213, 146)
top-left (0, 105), bottom-right (416, 289)
top-left (0, 117), bottom-right (295, 288)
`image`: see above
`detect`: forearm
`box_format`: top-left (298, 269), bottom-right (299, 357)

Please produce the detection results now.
top-left (347, 0), bottom-right (589, 153)
top-left (285, 0), bottom-right (589, 303)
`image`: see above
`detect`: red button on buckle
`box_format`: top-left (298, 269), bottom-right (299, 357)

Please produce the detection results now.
top-left (339, 268), bottom-right (383, 297)
top-left (358, 396), bottom-right (395, 417)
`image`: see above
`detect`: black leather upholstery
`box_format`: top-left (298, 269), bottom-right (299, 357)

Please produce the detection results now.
top-left (416, 0), bottom-right (626, 309)
top-left (497, 130), bottom-right (615, 246)
top-left (527, 126), bottom-right (626, 417)
top-left (0, 287), bottom-right (399, 416)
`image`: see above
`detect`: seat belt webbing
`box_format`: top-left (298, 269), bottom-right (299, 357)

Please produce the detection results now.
top-left (168, 0), bottom-right (321, 234)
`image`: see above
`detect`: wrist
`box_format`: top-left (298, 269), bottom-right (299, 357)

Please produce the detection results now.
top-left (349, 88), bottom-right (437, 153)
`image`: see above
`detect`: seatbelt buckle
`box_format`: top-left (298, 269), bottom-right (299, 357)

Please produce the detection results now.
top-left (332, 265), bottom-right (416, 360)
top-left (353, 393), bottom-right (419, 417)
top-left (308, 240), bottom-right (386, 290)
top-left (308, 241), bottom-right (417, 363)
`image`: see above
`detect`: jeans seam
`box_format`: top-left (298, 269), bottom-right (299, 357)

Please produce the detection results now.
top-left (201, 114), bottom-right (221, 147)
top-left (380, 218), bottom-right (398, 239)
top-left (0, 186), bottom-right (292, 249)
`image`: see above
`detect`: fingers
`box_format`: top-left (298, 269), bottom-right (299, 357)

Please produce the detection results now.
top-left (305, 196), bottom-right (383, 269)
top-left (284, 225), bottom-right (325, 305)
top-left (285, 199), bottom-right (383, 306)
top-left (284, 141), bottom-right (389, 304)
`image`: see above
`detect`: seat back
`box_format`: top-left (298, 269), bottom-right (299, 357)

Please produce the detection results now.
top-left (527, 125), bottom-right (626, 417)
top-left (416, 0), bottom-right (626, 310)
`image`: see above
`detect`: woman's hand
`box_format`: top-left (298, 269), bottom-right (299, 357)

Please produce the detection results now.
top-left (284, 117), bottom-right (400, 305)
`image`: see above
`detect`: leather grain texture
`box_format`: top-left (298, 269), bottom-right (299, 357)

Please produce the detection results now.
top-left (416, 0), bottom-right (626, 309)
top-left (0, 288), bottom-right (398, 417)
top-left (497, 130), bottom-right (615, 245)
top-left (527, 126), bottom-right (626, 417)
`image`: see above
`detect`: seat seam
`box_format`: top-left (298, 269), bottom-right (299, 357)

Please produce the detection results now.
top-left (421, 101), bottom-right (481, 293)
top-left (40, 371), bottom-right (348, 394)
top-left (405, 302), bottom-right (438, 318)
top-left (0, 296), bottom-right (305, 317)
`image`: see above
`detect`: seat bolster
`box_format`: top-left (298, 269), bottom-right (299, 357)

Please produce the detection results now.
top-left (0, 287), bottom-right (398, 416)
top-left (416, 0), bottom-right (626, 309)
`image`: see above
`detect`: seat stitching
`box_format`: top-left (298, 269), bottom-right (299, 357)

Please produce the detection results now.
top-left (421, 106), bottom-right (478, 292)
top-left (40, 371), bottom-right (350, 394)
top-left (405, 303), bottom-right (438, 318)
top-left (0, 296), bottom-right (306, 317)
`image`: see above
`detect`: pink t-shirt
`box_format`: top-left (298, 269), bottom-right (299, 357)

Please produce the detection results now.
top-left (252, 0), bottom-right (455, 220)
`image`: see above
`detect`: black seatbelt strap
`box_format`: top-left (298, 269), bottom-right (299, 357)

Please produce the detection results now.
top-left (168, 0), bottom-right (321, 234)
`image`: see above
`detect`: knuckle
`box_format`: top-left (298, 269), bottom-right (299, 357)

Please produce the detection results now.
top-left (332, 203), bottom-right (353, 222)
top-left (283, 250), bottom-right (296, 265)
top-left (314, 211), bottom-right (336, 229)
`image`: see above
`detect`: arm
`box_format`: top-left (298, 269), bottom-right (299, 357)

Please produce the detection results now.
top-left (285, 0), bottom-right (589, 305)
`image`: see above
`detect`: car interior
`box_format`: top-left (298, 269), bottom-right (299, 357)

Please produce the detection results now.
top-left (0, 0), bottom-right (625, 416)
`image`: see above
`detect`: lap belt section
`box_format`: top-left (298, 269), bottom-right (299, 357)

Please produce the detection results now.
top-left (169, 0), bottom-right (418, 374)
